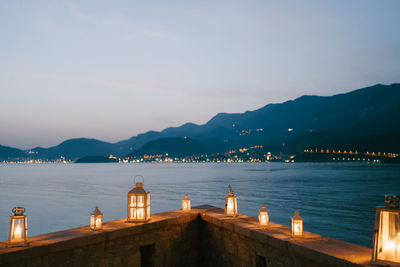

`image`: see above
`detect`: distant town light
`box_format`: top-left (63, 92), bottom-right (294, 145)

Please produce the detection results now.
top-left (8, 207), bottom-right (28, 247)
top-left (292, 210), bottom-right (303, 237)
top-left (127, 175), bottom-right (150, 222)
top-left (182, 194), bottom-right (191, 212)
top-left (288, 128), bottom-right (293, 132)
top-left (225, 185), bottom-right (237, 216)
top-left (90, 206), bottom-right (103, 230)
top-left (372, 195), bottom-right (400, 265)
top-left (258, 204), bottom-right (269, 226)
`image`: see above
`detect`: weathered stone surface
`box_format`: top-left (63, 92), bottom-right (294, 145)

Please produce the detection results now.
top-left (0, 205), bottom-right (373, 267)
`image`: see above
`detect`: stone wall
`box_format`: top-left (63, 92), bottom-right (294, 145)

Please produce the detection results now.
top-left (0, 211), bottom-right (202, 267)
top-left (199, 206), bottom-right (372, 267)
top-left (0, 205), bottom-right (375, 267)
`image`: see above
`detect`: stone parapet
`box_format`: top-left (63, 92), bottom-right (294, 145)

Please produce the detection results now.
top-left (0, 205), bottom-right (375, 267)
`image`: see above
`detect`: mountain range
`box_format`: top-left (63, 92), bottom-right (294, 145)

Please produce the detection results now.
top-left (1, 83), bottom-right (399, 160)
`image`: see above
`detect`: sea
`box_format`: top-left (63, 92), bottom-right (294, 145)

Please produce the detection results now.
top-left (0, 162), bottom-right (399, 248)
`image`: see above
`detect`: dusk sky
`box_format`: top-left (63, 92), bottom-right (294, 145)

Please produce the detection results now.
top-left (1, 1), bottom-right (399, 149)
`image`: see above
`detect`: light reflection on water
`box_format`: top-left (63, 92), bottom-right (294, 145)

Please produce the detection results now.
top-left (0, 162), bottom-right (399, 247)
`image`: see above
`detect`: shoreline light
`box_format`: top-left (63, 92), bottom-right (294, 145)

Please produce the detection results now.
top-left (182, 194), bottom-right (191, 212)
top-left (90, 206), bottom-right (103, 230)
top-left (372, 195), bottom-right (400, 265)
top-left (259, 204), bottom-right (269, 226)
top-left (8, 207), bottom-right (28, 247)
top-left (225, 185), bottom-right (237, 216)
top-left (292, 210), bottom-right (303, 237)
top-left (127, 175), bottom-right (150, 222)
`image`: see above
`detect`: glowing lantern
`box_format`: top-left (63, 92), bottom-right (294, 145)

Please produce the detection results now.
top-left (127, 175), bottom-right (150, 222)
top-left (182, 194), bottom-right (191, 212)
top-left (372, 195), bottom-right (400, 265)
top-left (8, 207), bottom-right (28, 247)
top-left (225, 185), bottom-right (237, 216)
top-left (259, 204), bottom-right (269, 226)
top-left (292, 210), bottom-right (303, 237)
top-left (90, 206), bottom-right (103, 230)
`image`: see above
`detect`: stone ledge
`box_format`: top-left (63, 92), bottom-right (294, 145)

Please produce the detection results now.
top-left (0, 208), bottom-right (199, 265)
top-left (0, 205), bottom-right (374, 267)
top-left (199, 206), bottom-right (372, 266)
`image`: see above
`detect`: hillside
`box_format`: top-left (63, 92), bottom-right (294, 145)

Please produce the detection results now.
top-left (118, 83), bottom-right (400, 152)
top-left (131, 137), bottom-right (230, 157)
top-left (0, 145), bottom-right (25, 160)
top-left (29, 138), bottom-right (117, 160)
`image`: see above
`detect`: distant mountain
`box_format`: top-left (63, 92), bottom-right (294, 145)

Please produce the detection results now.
top-left (30, 138), bottom-right (117, 160)
top-left (0, 145), bottom-right (25, 160)
top-left (118, 83), bottom-right (400, 153)
top-left (131, 137), bottom-right (230, 157)
top-left (1, 83), bottom-right (399, 160)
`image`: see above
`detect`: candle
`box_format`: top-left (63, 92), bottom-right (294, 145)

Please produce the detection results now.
top-left (260, 214), bottom-right (267, 224)
top-left (14, 225), bottom-right (22, 241)
top-left (95, 218), bottom-right (101, 228)
top-left (227, 198), bottom-right (233, 212)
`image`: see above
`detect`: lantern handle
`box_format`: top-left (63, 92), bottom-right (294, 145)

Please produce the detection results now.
top-left (134, 175), bottom-right (144, 184)
top-left (12, 207), bottom-right (25, 215)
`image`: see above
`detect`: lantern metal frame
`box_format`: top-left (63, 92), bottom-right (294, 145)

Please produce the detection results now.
top-left (8, 207), bottom-right (28, 247)
top-left (292, 210), bottom-right (303, 237)
top-left (90, 206), bottom-right (103, 231)
top-left (259, 204), bottom-right (269, 226)
top-left (371, 195), bottom-right (400, 266)
top-left (225, 185), bottom-right (238, 216)
top-left (182, 194), bottom-right (191, 212)
top-left (127, 175), bottom-right (150, 223)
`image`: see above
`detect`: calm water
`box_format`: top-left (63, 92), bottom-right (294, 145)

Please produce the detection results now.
top-left (0, 162), bottom-right (399, 247)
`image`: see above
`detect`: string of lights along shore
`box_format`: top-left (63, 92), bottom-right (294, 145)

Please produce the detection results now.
top-left (5, 176), bottom-right (400, 265)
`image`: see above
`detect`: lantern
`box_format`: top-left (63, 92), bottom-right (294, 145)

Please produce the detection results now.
top-left (259, 204), bottom-right (269, 226)
top-left (8, 207), bottom-right (28, 247)
top-left (292, 210), bottom-right (303, 237)
top-left (90, 206), bottom-right (103, 230)
top-left (225, 185), bottom-right (237, 216)
top-left (182, 194), bottom-right (191, 212)
top-left (372, 195), bottom-right (400, 265)
top-left (127, 175), bottom-right (150, 222)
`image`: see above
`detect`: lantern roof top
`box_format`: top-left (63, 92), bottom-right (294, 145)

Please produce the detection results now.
top-left (128, 182), bottom-right (148, 194)
top-left (259, 204), bottom-right (268, 213)
top-left (293, 210), bottom-right (303, 220)
top-left (384, 194), bottom-right (399, 209)
top-left (228, 185), bottom-right (235, 196)
top-left (183, 194), bottom-right (190, 200)
top-left (91, 206), bottom-right (102, 215)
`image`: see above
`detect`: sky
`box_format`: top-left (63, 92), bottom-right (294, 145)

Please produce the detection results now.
top-left (1, 1), bottom-right (399, 149)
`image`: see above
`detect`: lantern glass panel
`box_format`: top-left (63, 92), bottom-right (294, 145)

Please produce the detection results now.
top-left (292, 220), bottom-right (303, 236)
top-left (374, 209), bottom-right (400, 263)
top-left (259, 204), bottom-right (269, 226)
top-left (130, 196), bottom-right (136, 207)
top-left (182, 194), bottom-right (191, 211)
top-left (90, 214), bottom-right (103, 230)
top-left (138, 195), bottom-right (144, 207)
top-left (95, 216), bottom-right (102, 229)
top-left (225, 196), bottom-right (237, 216)
top-left (11, 218), bottom-right (25, 242)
